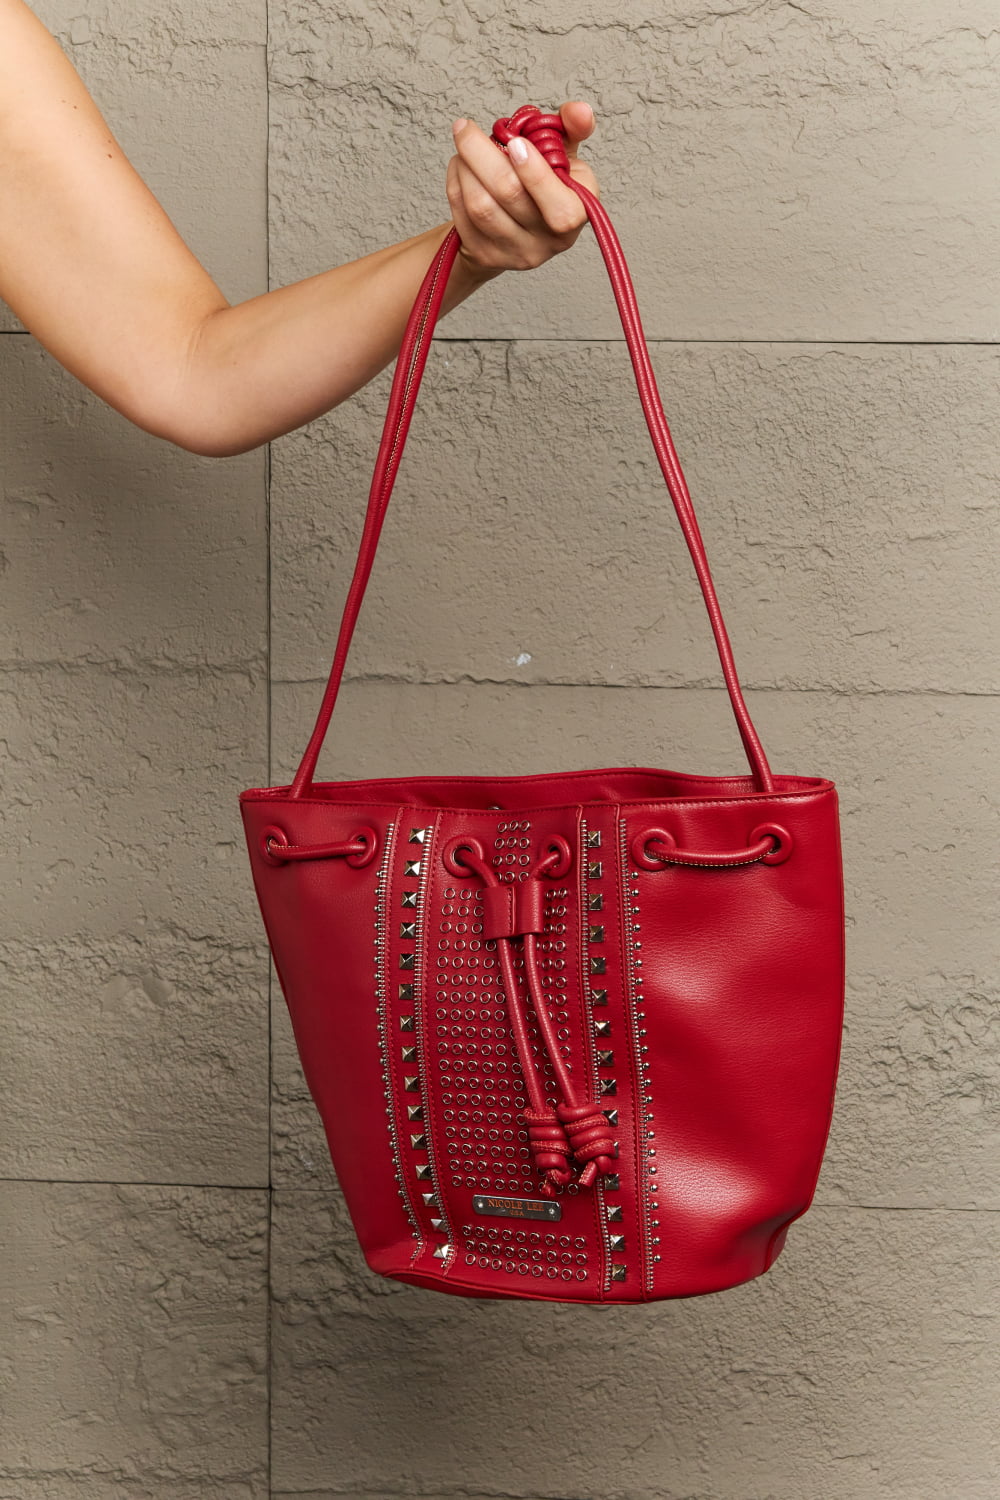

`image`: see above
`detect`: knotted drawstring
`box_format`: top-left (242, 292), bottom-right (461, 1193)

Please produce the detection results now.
top-left (444, 834), bottom-right (617, 1197)
top-left (492, 105), bottom-right (571, 172)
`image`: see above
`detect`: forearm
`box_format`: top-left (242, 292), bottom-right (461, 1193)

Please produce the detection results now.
top-left (170, 222), bottom-right (497, 458)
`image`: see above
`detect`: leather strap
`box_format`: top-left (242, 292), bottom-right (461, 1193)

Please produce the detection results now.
top-left (290, 105), bottom-right (774, 798)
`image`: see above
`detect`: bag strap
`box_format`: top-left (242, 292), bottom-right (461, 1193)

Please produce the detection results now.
top-left (290, 106), bottom-right (774, 798)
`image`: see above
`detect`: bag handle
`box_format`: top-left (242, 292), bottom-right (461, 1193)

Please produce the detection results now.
top-left (290, 106), bottom-right (773, 798)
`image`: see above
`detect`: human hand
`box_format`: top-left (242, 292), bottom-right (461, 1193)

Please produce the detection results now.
top-left (445, 101), bottom-right (599, 277)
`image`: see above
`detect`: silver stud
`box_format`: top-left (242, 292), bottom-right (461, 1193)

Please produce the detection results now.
top-left (586, 830), bottom-right (602, 848)
top-left (599, 1078), bottom-right (617, 1096)
top-left (591, 989), bottom-right (608, 1006)
top-left (653, 1255), bottom-right (661, 1263)
top-left (409, 828), bottom-right (427, 844)
top-left (416, 1164), bottom-right (432, 1181)
top-left (588, 893), bottom-right (604, 912)
top-left (399, 984), bottom-right (414, 1001)
top-left (401, 890), bottom-right (418, 908)
top-left (404, 1076), bottom-right (420, 1092)
top-left (597, 1050), bottom-right (615, 1067)
top-left (410, 1133), bottom-right (427, 1149)
top-left (609, 1234), bottom-right (626, 1252)
top-left (400, 1015), bottom-right (415, 1031)
top-left (399, 953), bottom-right (415, 970)
top-left (610, 1264), bottom-right (627, 1282)
top-left (432, 1244), bottom-right (449, 1260)
top-left (422, 1192), bottom-right (438, 1207)
top-left (588, 861), bottom-right (603, 879)
top-left (401, 1045), bottom-right (418, 1064)
top-left (399, 922), bottom-right (417, 940)
top-left (430, 1217), bottom-right (444, 1231)
top-left (590, 956), bottom-right (606, 976)
top-left (594, 1019), bottom-right (612, 1038)
top-left (604, 1174), bottom-right (620, 1191)
top-left (589, 926), bottom-right (605, 943)
top-left (404, 860), bottom-right (421, 878)
top-left (407, 1104), bottom-right (423, 1122)
top-left (607, 1205), bottom-right (623, 1223)
top-left (603, 1107), bottom-right (619, 1124)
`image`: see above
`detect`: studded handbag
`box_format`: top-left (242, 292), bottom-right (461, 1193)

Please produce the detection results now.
top-left (240, 106), bottom-right (845, 1303)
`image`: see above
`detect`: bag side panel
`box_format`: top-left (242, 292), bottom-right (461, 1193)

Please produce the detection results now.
top-left (620, 786), bottom-right (845, 1296)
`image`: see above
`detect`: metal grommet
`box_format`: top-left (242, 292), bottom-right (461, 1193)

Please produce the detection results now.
top-left (260, 824), bottom-right (289, 865)
top-left (751, 822), bottom-right (794, 865)
top-left (630, 827), bottom-right (674, 870)
top-left (345, 826), bottom-right (379, 868)
top-left (542, 835), bottom-right (572, 878)
top-left (443, 835), bottom-right (486, 878)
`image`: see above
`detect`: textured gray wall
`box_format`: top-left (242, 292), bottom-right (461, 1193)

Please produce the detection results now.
top-left (2, 3), bottom-right (998, 1497)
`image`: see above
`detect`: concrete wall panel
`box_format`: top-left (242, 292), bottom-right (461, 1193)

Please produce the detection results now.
top-left (270, 1192), bottom-right (1000, 1500)
top-left (271, 342), bottom-right (998, 695)
top-left (0, 1182), bottom-right (268, 1499)
top-left (269, 1), bottom-right (1000, 342)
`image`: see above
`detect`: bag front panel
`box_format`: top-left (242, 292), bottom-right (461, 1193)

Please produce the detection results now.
top-left (242, 778), bottom-right (843, 1303)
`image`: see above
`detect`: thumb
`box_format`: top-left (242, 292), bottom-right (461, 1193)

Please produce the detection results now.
top-left (558, 100), bottom-right (596, 158)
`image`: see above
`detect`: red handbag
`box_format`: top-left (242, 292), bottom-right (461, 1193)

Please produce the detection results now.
top-left (240, 107), bottom-right (845, 1303)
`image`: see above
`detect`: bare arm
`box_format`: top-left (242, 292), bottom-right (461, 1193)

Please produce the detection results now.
top-left (0, 0), bottom-right (597, 456)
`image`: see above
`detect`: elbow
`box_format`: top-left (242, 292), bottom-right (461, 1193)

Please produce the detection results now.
top-left (136, 401), bottom-right (262, 459)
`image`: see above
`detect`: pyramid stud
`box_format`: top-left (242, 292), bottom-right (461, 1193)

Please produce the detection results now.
top-left (399, 922), bottom-right (416, 939)
top-left (595, 1019), bottom-right (612, 1038)
top-left (599, 1079), bottom-right (617, 1097)
top-left (610, 1264), bottom-right (627, 1282)
top-left (591, 989), bottom-right (608, 1006)
top-left (406, 1104), bottom-right (423, 1121)
top-left (399, 953), bottom-right (415, 970)
top-left (432, 1244), bottom-right (449, 1260)
top-left (409, 828), bottom-right (427, 844)
top-left (588, 893), bottom-right (604, 912)
top-left (607, 1205), bottom-right (624, 1223)
top-left (588, 861), bottom-right (603, 879)
top-left (404, 1075), bottom-right (420, 1092)
top-left (609, 1233), bottom-right (626, 1252)
top-left (603, 1107), bottom-right (619, 1124)
top-left (604, 1174), bottom-right (620, 1192)
top-left (430, 1217), bottom-right (444, 1231)
top-left (404, 860), bottom-right (421, 878)
top-left (401, 890), bottom-right (418, 908)
top-left (398, 984), bottom-right (414, 1001)
top-left (400, 1015), bottom-right (415, 1031)
top-left (410, 1133), bottom-right (427, 1149)
top-left (589, 926), bottom-right (605, 943)
top-left (586, 830), bottom-right (602, 848)
top-left (422, 1192), bottom-right (438, 1207)
top-left (590, 956), bottom-right (606, 975)
top-left (415, 1164), bottom-right (432, 1181)
top-left (597, 1050), bottom-right (615, 1067)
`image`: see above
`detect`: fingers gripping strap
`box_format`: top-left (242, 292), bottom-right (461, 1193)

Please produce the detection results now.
top-left (290, 106), bottom-right (773, 798)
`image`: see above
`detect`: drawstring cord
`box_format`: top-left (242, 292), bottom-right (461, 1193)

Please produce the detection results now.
top-left (444, 835), bottom-right (618, 1197)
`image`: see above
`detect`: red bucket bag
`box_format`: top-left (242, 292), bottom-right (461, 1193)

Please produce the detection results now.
top-left (240, 107), bottom-right (845, 1303)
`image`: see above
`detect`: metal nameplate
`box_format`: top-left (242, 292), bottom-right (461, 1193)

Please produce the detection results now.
top-left (472, 1193), bottom-right (561, 1222)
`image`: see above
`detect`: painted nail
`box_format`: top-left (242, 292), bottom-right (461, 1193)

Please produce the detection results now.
top-left (508, 136), bottom-right (528, 164)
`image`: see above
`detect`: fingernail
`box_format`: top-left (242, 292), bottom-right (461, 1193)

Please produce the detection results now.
top-left (508, 136), bottom-right (528, 164)
top-left (452, 117), bottom-right (468, 134)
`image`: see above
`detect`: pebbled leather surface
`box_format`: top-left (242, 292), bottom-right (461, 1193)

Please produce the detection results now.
top-left (239, 107), bottom-right (846, 1303)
